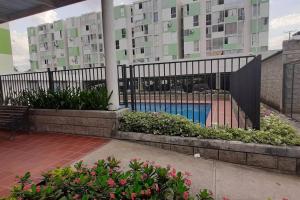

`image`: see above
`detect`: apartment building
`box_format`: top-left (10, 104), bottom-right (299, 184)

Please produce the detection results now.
top-left (28, 0), bottom-right (269, 70)
top-left (0, 23), bottom-right (13, 74)
top-left (183, 0), bottom-right (269, 58)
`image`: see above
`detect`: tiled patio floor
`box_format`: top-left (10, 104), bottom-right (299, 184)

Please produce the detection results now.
top-left (0, 132), bottom-right (108, 197)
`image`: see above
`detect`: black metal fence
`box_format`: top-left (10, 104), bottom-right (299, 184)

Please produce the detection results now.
top-left (0, 55), bottom-right (261, 129)
top-left (283, 61), bottom-right (300, 121)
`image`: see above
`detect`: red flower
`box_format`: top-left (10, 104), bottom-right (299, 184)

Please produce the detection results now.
top-left (153, 183), bottom-right (160, 192)
top-left (183, 191), bottom-right (189, 200)
top-left (90, 171), bottom-right (96, 176)
top-left (110, 193), bottom-right (116, 199)
top-left (36, 185), bottom-right (41, 193)
top-left (23, 184), bottom-right (31, 191)
top-left (107, 178), bottom-right (116, 187)
top-left (119, 179), bottom-right (127, 186)
top-left (131, 193), bottom-right (136, 200)
top-left (74, 178), bottom-right (80, 184)
top-left (145, 188), bottom-right (151, 196)
top-left (184, 178), bottom-right (192, 186)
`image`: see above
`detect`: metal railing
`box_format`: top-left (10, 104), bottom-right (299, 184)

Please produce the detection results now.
top-left (0, 55), bottom-right (261, 129)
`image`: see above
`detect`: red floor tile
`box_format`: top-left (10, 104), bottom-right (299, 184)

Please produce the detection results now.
top-left (0, 132), bottom-right (109, 198)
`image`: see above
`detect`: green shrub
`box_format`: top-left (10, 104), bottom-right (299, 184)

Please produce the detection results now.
top-left (119, 112), bottom-right (300, 146)
top-left (9, 86), bottom-right (112, 110)
top-left (5, 158), bottom-right (214, 200)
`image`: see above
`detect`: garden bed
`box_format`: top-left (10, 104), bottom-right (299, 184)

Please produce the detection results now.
top-left (118, 112), bottom-right (300, 175)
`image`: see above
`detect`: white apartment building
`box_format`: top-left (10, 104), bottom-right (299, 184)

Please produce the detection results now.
top-left (28, 0), bottom-right (269, 70)
top-left (183, 0), bottom-right (269, 58)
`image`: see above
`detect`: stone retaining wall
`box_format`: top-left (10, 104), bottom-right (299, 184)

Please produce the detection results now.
top-left (116, 131), bottom-right (300, 175)
top-left (29, 108), bottom-right (128, 138)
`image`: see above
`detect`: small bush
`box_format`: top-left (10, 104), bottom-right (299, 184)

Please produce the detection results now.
top-left (119, 112), bottom-right (300, 146)
top-left (5, 158), bottom-right (214, 200)
top-left (9, 86), bottom-right (112, 110)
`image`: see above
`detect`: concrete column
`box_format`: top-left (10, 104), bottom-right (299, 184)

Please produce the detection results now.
top-left (102, 0), bottom-right (119, 110)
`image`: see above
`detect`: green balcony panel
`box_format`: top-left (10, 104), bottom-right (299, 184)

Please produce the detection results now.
top-left (167, 44), bottom-right (178, 56)
top-left (54, 21), bottom-right (64, 31)
top-left (57, 40), bottom-right (64, 49)
top-left (30, 61), bottom-right (39, 70)
top-left (162, 0), bottom-right (176, 9)
top-left (29, 44), bottom-right (37, 53)
top-left (114, 5), bottom-right (126, 19)
top-left (57, 58), bottom-right (66, 67)
top-left (224, 43), bottom-right (240, 50)
top-left (28, 28), bottom-right (36, 37)
top-left (116, 50), bottom-right (128, 61)
top-left (225, 16), bottom-right (238, 23)
top-left (189, 2), bottom-right (200, 16)
top-left (69, 47), bottom-right (80, 56)
top-left (115, 29), bottom-right (126, 40)
top-left (184, 29), bottom-right (201, 42)
top-left (251, 0), bottom-right (269, 4)
top-left (69, 28), bottom-right (78, 38)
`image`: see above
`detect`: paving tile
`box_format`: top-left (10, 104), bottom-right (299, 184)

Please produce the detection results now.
top-left (0, 132), bottom-right (108, 197)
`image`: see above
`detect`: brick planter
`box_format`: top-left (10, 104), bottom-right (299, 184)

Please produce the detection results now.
top-left (116, 131), bottom-right (300, 175)
top-left (29, 108), bottom-right (128, 138)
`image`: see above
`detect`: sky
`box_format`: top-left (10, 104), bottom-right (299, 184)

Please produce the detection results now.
top-left (8, 0), bottom-right (300, 70)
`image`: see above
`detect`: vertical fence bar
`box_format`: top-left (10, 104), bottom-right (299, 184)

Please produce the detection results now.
top-left (129, 65), bottom-right (135, 111)
top-left (48, 68), bottom-right (54, 91)
top-left (0, 76), bottom-right (3, 105)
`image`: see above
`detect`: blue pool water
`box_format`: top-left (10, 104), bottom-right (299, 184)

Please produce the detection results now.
top-left (128, 103), bottom-right (211, 126)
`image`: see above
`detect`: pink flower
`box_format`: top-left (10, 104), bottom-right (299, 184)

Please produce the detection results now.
top-left (73, 194), bottom-right (80, 199)
top-left (183, 191), bottom-right (189, 200)
top-left (119, 179), bottom-right (127, 186)
top-left (74, 178), bottom-right (80, 184)
top-left (141, 173), bottom-right (148, 180)
top-left (155, 164), bottom-right (161, 168)
top-left (131, 193), bottom-right (136, 200)
top-left (91, 171), bottom-right (96, 176)
top-left (184, 178), bottom-right (192, 186)
top-left (169, 168), bottom-right (177, 178)
top-left (223, 197), bottom-right (230, 200)
top-left (143, 162), bottom-right (148, 168)
top-left (107, 178), bottom-right (115, 187)
top-left (145, 188), bottom-right (151, 196)
top-left (122, 192), bottom-right (126, 196)
top-left (153, 183), bottom-right (160, 192)
top-left (23, 184), bottom-right (31, 191)
top-left (110, 193), bottom-right (116, 199)
top-left (36, 185), bottom-right (41, 193)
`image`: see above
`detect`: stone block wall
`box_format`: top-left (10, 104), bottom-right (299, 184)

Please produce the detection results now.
top-left (261, 53), bottom-right (283, 111)
top-left (29, 108), bottom-right (128, 137)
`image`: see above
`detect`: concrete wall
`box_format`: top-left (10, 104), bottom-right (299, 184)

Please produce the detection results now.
top-left (261, 53), bottom-right (283, 111)
top-left (29, 108), bottom-right (128, 137)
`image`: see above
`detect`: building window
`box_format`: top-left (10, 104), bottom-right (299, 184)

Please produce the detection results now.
top-left (144, 25), bottom-right (148, 34)
top-left (132, 39), bottom-right (135, 48)
top-left (225, 23), bottom-right (237, 35)
top-left (171, 7), bottom-right (176, 18)
top-left (86, 25), bottom-right (90, 31)
top-left (99, 34), bottom-right (102, 39)
top-left (212, 37), bottom-right (223, 49)
top-left (141, 48), bottom-right (144, 54)
top-left (186, 4), bottom-right (190, 15)
top-left (139, 3), bottom-right (143, 9)
top-left (217, 0), bottom-right (224, 5)
top-left (144, 36), bottom-right (148, 42)
top-left (206, 14), bottom-right (211, 25)
top-left (193, 15), bottom-right (199, 26)
top-left (154, 12), bottom-right (158, 22)
top-left (238, 8), bottom-right (245, 20)
top-left (212, 24), bottom-right (224, 32)
top-left (116, 40), bottom-right (120, 49)
top-left (120, 7), bottom-right (125, 17)
top-left (133, 49), bottom-right (135, 55)
top-left (124, 50), bottom-right (127, 56)
top-left (206, 1), bottom-right (211, 13)
top-left (206, 27), bottom-right (212, 38)
top-left (252, 3), bottom-right (260, 17)
top-left (122, 28), bottom-right (126, 38)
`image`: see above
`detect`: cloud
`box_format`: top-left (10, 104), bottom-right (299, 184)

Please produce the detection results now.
top-left (270, 13), bottom-right (300, 30)
top-left (269, 34), bottom-right (289, 50)
top-left (29, 10), bottom-right (59, 24)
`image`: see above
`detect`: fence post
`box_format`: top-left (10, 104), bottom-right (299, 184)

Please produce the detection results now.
top-left (0, 76), bottom-right (3, 105)
top-left (129, 65), bottom-right (135, 111)
top-left (291, 64), bottom-right (295, 119)
top-left (47, 68), bottom-right (54, 91)
top-left (121, 65), bottom-right (128, 107)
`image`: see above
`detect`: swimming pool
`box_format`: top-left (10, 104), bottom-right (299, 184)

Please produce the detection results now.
top-left (128, 103), bottom-right (211, 126)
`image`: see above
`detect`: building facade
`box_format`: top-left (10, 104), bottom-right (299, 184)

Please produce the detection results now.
top-left (0, 23), bottom-right (13, 74)
top-left (183, 0), bottom-right (269, 58)
top-left (28, 0), bottom-right (269, 71)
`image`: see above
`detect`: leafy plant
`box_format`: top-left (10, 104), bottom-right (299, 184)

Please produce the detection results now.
top-left (10, 86), bottom-right (112, 111)
top-left (119, 112), bottom-right (300, 146)
top-left (6, 158), bottom-right (204, 200)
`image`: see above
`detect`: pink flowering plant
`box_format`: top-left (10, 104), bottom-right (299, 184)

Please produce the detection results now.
top-left (6, 157), bottom-right (214, 200)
